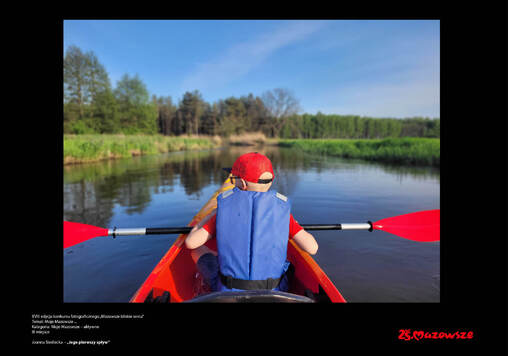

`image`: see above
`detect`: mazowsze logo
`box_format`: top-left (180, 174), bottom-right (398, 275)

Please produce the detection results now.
top-left (398, 329), bottom-right (474, 341)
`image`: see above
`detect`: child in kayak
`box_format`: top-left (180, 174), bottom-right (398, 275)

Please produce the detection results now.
top-left (185, 152), bottom-right (319, 293)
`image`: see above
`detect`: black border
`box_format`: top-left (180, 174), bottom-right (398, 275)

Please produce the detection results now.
top-left (28, 8), bottom-right (507, 351)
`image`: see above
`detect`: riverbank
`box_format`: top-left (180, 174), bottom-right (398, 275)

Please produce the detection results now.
top-left (278, 138), bottom-right (440, 166)
top-left (64, 135), bottom-right (439, 167)
top-left (64, 134), bottom-right (222, 164)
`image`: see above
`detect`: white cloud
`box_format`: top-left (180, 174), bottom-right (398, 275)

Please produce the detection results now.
top-left (180, 21), bottom-right (328, 92)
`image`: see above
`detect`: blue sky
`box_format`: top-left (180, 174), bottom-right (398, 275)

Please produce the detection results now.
top-left (63, 20), bottom-right (439, 118)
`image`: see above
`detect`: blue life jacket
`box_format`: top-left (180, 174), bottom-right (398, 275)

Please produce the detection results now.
top-left (215, 187), bottom-right (291, 292)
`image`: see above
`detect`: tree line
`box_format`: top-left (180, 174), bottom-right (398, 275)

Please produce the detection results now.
top-left (64, 45), bottom-right (440, 138)
top-left (279, 114), bottom-right (440, 139)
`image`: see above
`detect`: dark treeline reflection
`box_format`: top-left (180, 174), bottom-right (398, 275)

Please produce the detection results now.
top-left (63, 146), bottom-right (439, 228)
top-left (64, 149), bottom-right (224, 228)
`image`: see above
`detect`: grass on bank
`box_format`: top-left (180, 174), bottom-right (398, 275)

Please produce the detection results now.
top-left (64, 134), bottom-right (222, 164)
top-left (64, 134), bottom-right (440, 167)
top-left (64, 132), bottom-right (270, 164)
top-left (226, 132), bottom-right (267, 146)
top-left (278, 138), bottom-right (440, 166)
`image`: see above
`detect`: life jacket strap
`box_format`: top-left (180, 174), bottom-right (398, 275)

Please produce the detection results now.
top-left (219, 272), bottom-right (283, 290)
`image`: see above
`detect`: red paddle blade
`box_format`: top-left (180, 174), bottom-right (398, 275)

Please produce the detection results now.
top-left (372, 209), bottom-right (440, 242)
top-left (64, 221), bottom-right (109, 249)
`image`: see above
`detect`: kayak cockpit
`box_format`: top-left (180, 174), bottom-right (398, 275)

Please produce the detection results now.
top-left (185, 290), bottom-right (315, 303)
top-left (131, 179), bottom-right (346, 303)
top-left (144, 289), bottom-right (315, 303)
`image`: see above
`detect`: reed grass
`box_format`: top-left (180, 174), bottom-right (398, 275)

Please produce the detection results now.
top-left (278, 138), bottom-right (440, 166)
top-left (64, 134), bottom-right (222, 164)
top-left (225, 132), bottom-right (267, 146)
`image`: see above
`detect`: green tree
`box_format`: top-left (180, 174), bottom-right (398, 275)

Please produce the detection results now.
top-left (177, 91), bottom-right (206, 135)
top-left (386, 119), bottom-right (402, 137)
top-left (64, 45), bottom-right (116, 133)
top-left (240, 93), bottom-right (269, 132)
top-left (222, 97), bottom-right (247, 135)
top-left (201, 102), bottom-right (220, 136)
top-left (64, 45), bottom-right (89, 119)
top-left (114, 74), bottom-right (157, 134)
top-left (214, 98), bottom-right (239, 136)
top-left (94, 87), bottom-right (119, 133)
top-left (86, 53), bottom-right (112, 120)
top-left (155, 95), bottom-right (177, 135)
top-left (261, 88), bottom-right (302, 137)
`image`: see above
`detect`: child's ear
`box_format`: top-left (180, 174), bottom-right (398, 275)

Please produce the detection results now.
top-left (241, 179), bottom-right (247, 190)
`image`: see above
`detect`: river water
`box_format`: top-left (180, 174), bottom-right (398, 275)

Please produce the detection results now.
top-left (63, 145), bottom-right (440, 302)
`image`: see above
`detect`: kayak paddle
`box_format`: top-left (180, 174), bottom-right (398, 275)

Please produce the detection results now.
top-left (63, 209), bottom-right (439, 249)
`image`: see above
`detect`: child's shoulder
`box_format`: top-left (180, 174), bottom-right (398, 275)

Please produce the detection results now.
top-left (218, 188), bottom-right (289, 203)
top-left (219, 189), bottom-right (235, 199)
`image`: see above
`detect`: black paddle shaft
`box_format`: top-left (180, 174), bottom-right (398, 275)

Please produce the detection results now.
top-left (139, 223), bottom-right (372, 236)
top-left (145, 227), bottom-right (192, 234)
top-left (301, 224), bottom-right (342, 230)
top-left (144, 225), bottom-right (343, 235)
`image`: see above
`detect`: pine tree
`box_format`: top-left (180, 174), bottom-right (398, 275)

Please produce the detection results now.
top-left (177, 91), bottom-right (206, 135)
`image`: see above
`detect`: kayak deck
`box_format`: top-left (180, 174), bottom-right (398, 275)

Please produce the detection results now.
top-left (130, 178), bottom-right (346, 303)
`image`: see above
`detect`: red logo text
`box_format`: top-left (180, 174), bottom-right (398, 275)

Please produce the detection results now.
top-left (398, 329), bottom-right (474, 341)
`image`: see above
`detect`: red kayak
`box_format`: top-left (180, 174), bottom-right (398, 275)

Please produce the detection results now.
top-left (130, 178), bottom-right (346, 303)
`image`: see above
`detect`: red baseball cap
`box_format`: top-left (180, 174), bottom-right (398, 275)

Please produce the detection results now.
top-left (224, 152), bottom-right (274, 183)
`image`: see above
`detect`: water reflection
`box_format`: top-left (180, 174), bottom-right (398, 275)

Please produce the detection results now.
top-left (64, 145), bottom-right (440, 302)
top-left (63, 145), bottom-right (439, 229)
